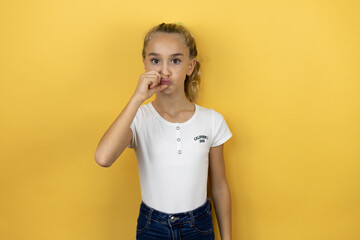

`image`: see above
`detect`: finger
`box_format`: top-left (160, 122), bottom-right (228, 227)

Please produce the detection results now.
top-left (148, 77), bottom-right (160, 89)
top-left (159, 84), bottom-right (169, 91)
top-left (150, 84), bottom-right (168, 94)
top-left (146, 70), bottom-right (161, 84)
top-left (147, 70), bottom-right (161, 78)
top-left (149, 73), bottom-right (162, 88)
top-left (154, 71), bottom-right (161, 80)
top-left (141, 71), bottom-right (159, 80)
top-left (147, 86), bottom-right (159, 96)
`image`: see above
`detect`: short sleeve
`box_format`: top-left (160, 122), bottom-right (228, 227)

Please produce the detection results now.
top-left (211, 110), bottom-right (232, 147)
top-left (127, 120), bottom-right (136, 148)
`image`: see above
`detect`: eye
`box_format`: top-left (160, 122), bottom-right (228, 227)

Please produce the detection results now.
top-left (150, 58), bottom-right (160, 64)
top-left (171, 58), bottom-right (181, 64)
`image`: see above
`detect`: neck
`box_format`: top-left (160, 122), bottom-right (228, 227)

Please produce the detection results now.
top-left (153, 92), bottom-right (194, 113)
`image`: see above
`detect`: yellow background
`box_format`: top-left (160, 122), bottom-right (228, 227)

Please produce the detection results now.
top-left (1, 0), bottom-right (359, 239)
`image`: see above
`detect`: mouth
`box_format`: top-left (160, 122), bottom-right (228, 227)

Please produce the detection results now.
top-left (160, 78), bottom-right (171, 85)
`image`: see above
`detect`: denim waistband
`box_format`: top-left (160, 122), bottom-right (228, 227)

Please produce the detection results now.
top-left (139, 198), bottom-right (212, 225)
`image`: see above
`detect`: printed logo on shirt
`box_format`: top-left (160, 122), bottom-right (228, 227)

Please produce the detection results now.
top-left (194, 135), bottom-right (208, 143)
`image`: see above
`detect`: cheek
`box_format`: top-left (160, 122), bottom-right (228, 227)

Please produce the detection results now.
top-left (144, 61), bottom-right (161, 70)
top-left (144, 63), bottom-right (155, 72)
top-left (182, 66), bottom-right (190, 75)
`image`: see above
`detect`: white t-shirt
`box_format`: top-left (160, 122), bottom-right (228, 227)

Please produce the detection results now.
top-left (127, 102), bottom-right (232, 214)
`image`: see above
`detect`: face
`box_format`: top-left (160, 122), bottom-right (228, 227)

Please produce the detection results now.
top-left (143, 32), bottom-right (196, 94)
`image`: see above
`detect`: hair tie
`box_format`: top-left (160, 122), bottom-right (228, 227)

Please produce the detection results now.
top-left (173, 21), bottom-right (185, 27)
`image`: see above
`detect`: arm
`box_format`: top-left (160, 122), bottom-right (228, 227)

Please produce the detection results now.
top-left (94, 70), bottom-right (168, 167)
top-left (208, 144), bottom-right (232, 240)
top-left (94, 96), bottom-right (142, 167)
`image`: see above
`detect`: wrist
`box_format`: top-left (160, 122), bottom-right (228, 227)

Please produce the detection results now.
top-left (130, 93), bottom-right (145, 106)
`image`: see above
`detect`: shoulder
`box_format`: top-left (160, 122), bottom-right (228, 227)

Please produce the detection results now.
top-left (139, 102), bottom-right (152, 111)
top-left (195, 104), bottom-right (226, 121)
top-left (196, 104), bottom-right (232, 147)
top-left (131, 102), bottom-right (155, 127)
top-left (134, 102), bottom-right (152, 116)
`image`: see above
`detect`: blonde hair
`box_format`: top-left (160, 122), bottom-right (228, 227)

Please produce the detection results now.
top-left (142, 23), bottom-right (201, 102)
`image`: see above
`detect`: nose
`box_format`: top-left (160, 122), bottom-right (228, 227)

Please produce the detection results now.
top-left (159, 62), bottom-right (171, 77)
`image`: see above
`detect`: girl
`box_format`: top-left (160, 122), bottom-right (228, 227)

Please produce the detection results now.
top-left (94, 23), bottom-right (232, 240)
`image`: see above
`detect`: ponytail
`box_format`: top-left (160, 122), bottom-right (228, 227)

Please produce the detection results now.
top-left (184, 59), bottom-right (201, 102)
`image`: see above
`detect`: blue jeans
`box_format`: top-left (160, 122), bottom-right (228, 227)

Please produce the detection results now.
top-left (136, 197), bottom-right (215, 240)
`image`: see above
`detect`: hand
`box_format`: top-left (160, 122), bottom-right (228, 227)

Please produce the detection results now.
top-left (132, 70), bottom-right (169, 102)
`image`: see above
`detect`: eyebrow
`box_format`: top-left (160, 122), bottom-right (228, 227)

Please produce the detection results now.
top-left (147, 53), bottom-right (184, 57)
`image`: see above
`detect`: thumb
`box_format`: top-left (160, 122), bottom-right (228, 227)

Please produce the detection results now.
top-left (149, 84), bottom-right (169, 95)
top-left (159, 84), bottom-right (169, 91)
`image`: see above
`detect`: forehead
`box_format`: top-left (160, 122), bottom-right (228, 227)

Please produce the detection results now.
top-left (145, 33), bottom-right (188, 56)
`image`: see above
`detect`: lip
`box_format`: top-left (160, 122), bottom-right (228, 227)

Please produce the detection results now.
top-left (160, 78), bottom-right (171, 85)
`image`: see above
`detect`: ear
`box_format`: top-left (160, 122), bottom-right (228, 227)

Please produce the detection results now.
top-left (142, 58), bottom-right (145, 68)
top-left (186, 58), bottom-right (197, 76)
